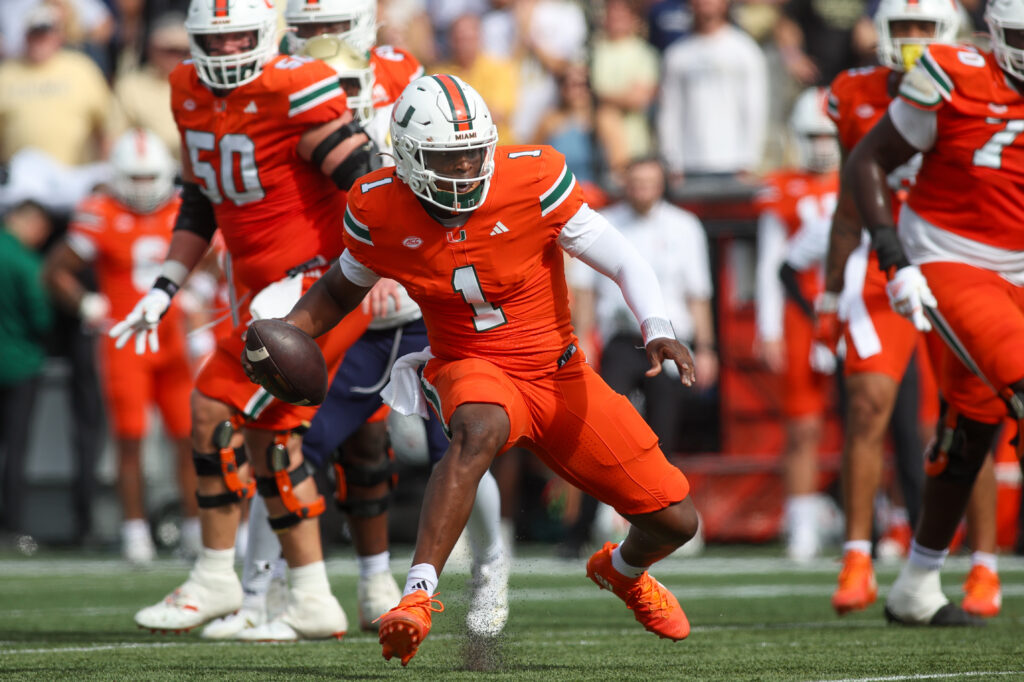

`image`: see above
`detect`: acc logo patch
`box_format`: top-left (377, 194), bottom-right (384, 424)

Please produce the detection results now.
top-left (403, 237), bottom-right (423, 249)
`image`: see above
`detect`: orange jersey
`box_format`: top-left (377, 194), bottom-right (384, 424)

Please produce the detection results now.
top-left (369, 46), bottom-right (424, 108)
top-left (901, 45), bottom-right (1024, 249)
top-left (67, 193), bottom-right (186, 331)
top-left (827, 66), bottom-right (895, 152)
top-left (756, 170), bottom-right (839, 296)
top-left (343, 145), bottom-right (584, 379)
top-left (169, 55), bottom-right (350, 292)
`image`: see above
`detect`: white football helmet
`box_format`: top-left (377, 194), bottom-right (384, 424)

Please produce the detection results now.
top-left (390, 75), bottom-right (498, 213)
top-left (110, 129), bottom-right (177, 214)
top-left (285, 0), bottom-right (377, 55)
top-left (184, 0), bottom-right (278, 90)
top-left (874, 0), bottom-right (960, 71)
top-left (301, 35), bottom-right (375, 125)
top-left (790, 87), bottom-right (839, 174)
top-left (986, 0), bottom-right (1024, 82)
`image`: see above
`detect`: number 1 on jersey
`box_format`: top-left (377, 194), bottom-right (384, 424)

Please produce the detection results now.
top-left (452, 265), bottom-right (507, 332)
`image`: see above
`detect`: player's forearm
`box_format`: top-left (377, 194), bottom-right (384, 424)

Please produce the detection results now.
top-left (285, 261), bottom-right (366, 338)
top-left (824, 205), bottom-right (862, 294)
top-left (688, 298), bottom-right (715, 351)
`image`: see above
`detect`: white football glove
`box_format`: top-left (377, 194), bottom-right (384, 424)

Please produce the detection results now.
top-left (78, 292), bottom-right (110, 332)
top-left (885, 265), bottom-right (937, 333)
top-left (109, 288), bottom-right (171, 354)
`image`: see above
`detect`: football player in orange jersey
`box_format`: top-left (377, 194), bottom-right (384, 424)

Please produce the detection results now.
top-left (109, 0), bottom-right (376, 639)
top-left (843, 0), bottom-right (1024, 625)
top-left (262, 74), bottom-right (700, 666)
top-left (755, 87), bottom-right (841, 563)
top-left (203, 29), bottom-right (508, 642)
top-left (823, 0), bottom-right (1001, 621)
top-left (43, 129), bottom-right (199, 567)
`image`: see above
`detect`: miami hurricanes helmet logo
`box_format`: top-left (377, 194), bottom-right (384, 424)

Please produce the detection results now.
top-left (431, 75), bottom-right (474, 132)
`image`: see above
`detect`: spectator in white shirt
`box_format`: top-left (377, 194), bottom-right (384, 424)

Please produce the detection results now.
top-left (657, 0), bottom-right (768, 182)
top-left (570, 157), bottom-right (718, 454)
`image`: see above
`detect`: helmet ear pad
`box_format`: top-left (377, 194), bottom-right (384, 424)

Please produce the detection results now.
top-left (389, 74), bottom-right (499, 213)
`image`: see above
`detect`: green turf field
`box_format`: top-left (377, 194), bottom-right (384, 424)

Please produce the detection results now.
top-left (0, 546), bottom-right (1021, 681)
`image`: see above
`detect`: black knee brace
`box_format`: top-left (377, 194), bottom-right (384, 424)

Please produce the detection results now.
top-left (1000, 385), bottom-right (1024, 460)
top-left (925, 406), bottom-right (1000, 485)
top-left (256, 435), bottom-right (325, 533)
top-left (332, 449), bottom-right (397, 518)
top-left (192, 421), bottom-right (255, 508)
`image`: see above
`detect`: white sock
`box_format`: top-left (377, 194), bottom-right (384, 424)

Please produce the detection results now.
top-left (468, 470), bottom-right (504, 566)
top-left (242, 495), bottom-right (282, 597)
top-left (404, 563), bottom-right (438, 596)
top-left (289, 560), bottom-right (330, 595)
top-left (357, 551), bottom-right (391, 580)
top-left (971, 551), bottom-right (998, 573)
top-left (122, 518), bottom-right (150, 541)
top-left (785, 494), bottom-right (820, 531)
top-left (610, 544), bottom-right (646, 579)
top-left (908, 539), bottom-right (948, 572)
top-left (843, 540), bottom-right (872, 557)
top-left (195, 546), bottom-right (235, 576)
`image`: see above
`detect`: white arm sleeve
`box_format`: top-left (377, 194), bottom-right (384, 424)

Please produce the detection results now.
top-left (784, 212), bottom-right (830, 271)
top-left (559, 205), bottom-right (672, 341)
top-left (755, 211), bottom-right (787, 341)
top-left (339, 249), bottom-right (381, 288)
top-left (889, 98), bottom-right (937, 152)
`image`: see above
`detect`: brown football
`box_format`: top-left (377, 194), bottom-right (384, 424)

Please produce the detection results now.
top-left (244, 319), bottom-right (328, 406)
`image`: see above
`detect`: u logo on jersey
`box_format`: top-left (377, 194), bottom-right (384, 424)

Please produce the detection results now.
top-left (446, 230), bottom-right (467, 243)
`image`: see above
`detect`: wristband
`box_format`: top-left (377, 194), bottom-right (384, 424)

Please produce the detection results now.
top-left (640, 317), bottom-right (675, 346)
top-left (153, 276), bottom-right (180, 299)
top-left (816, 292), bottom-right (840, 314)
top-left (871, 227), bottom-right (909, 272)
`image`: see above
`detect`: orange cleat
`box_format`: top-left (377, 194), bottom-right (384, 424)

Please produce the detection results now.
top-left (876, 520), bottom-right (912, 561)
top-left (832, 550), bottom-right (877, 615)
top-left (586, 542), bottom-right (690, 641)
top-left (376, 590), bottom-right (444, 666)
top-left (961, 565), bottom-right (1001, 618)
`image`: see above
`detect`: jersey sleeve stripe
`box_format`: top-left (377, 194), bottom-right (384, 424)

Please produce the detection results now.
top-left (344, 207), bottom-right (373, 245)
top-left (65, 232), bottom-right (97, 261)
top-left (288, 77), bottom-right (342, 117)
top-left (539, 164), bottom-right (576, 217)
top-left (419, 376), bottom-right (451, 439)
top-left (918, 53), bottom-right (953, 99)
top-left (826, 91), bottom-right (840, 120)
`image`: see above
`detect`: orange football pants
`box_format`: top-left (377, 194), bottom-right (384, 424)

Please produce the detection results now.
top-left (783, 301), bottom-right (830, 418)
top-left (844, 263), bottom-right (940, 423)
top-left (99, 326), bottom-right (192, 439)
top-left (421, 351), bottom-right (690, 515)
top-left (921, 261), bottom-right (1024, 424)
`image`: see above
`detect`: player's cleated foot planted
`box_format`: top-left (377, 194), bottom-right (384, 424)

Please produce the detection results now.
top-left (586, 542), bottom-right (690, 641)
top-left (884, 602), bottom-right (986, 627)
top-left (134, 571), bottom-right (243, 634)
top-left (961, 565), bottom-right (1001, 618)
top-left (376, 590), bottom-right (445, 666)
top-left (832, 550), bottom-right (877, 615)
